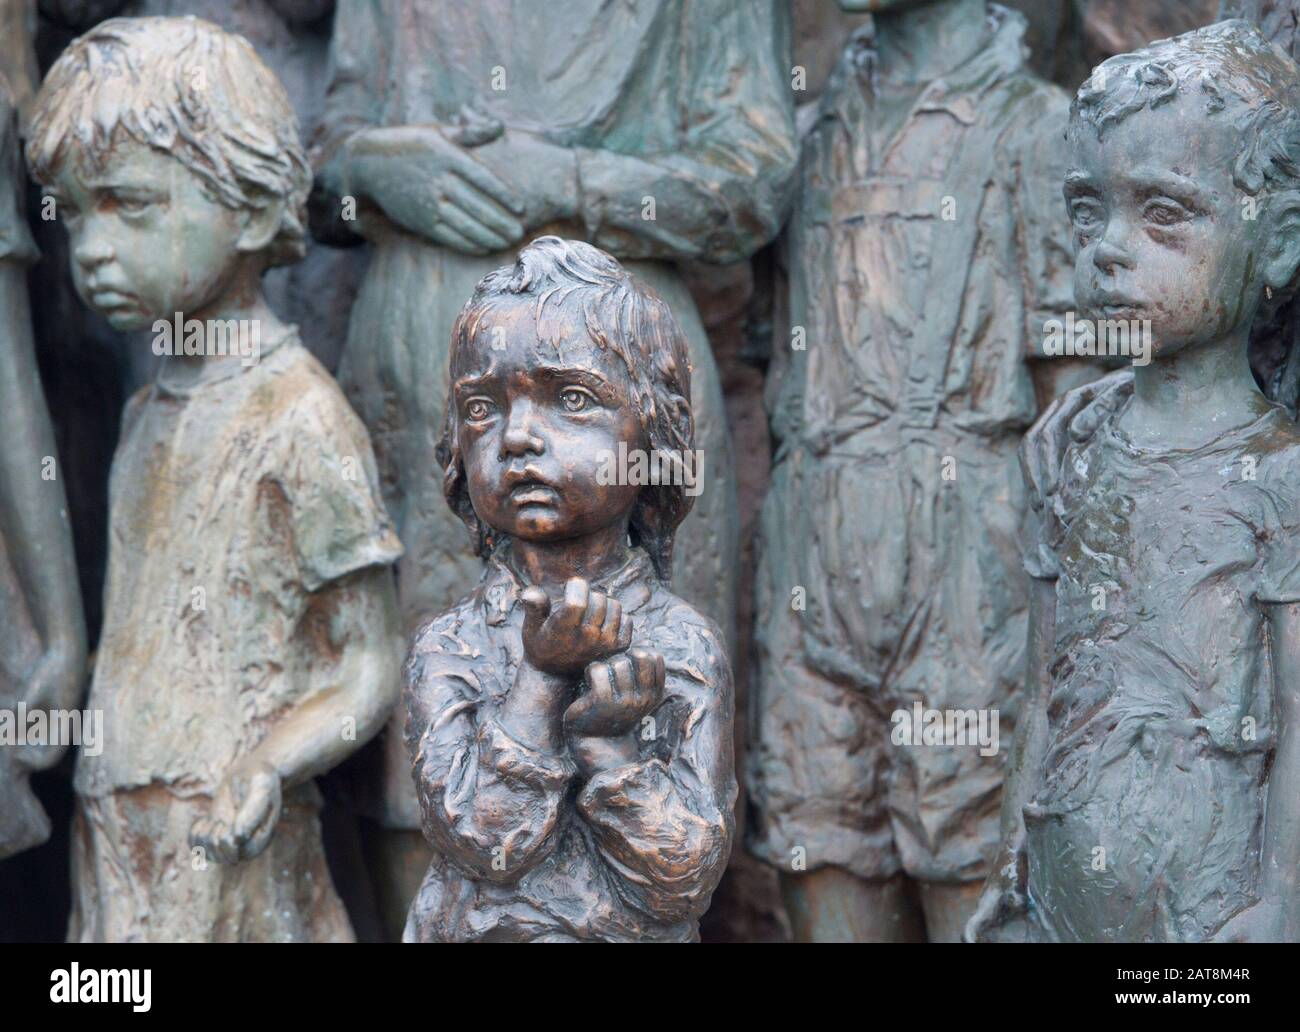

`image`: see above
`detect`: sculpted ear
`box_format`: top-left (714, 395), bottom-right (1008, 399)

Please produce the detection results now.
top-left (1262, 189), bottom-right (1300, 294)
top-left (667, 392), bottom-right (694, 450)
top-left (236, 198), bottom-right (284, 256)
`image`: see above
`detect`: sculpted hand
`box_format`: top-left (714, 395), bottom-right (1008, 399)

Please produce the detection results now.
top-left (191, 758), bottom-right (282, 865)
top-left (565, 648), bottom-right (665, 739)
top-left (344, 125), bottom-right (526, 254)
top-left (520, 578), bottom-right (633, 676)
top-left (468, 131), bottom-right (580, 228)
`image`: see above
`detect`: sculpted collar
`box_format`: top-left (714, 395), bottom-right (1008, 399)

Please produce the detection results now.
top-left (845, 2), bottom-right (1028, 126)
top-left (480, 543), bottom-right (655, 628)
top-left (152, 324), bottom-right (300, 398)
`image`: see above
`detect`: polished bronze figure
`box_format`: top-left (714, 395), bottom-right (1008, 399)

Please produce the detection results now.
top-left (308, 0), bottom-right (797, 937)
top-left (403, 237), bottom-right (735, 942)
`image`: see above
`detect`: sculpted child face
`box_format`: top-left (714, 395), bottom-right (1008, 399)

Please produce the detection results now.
top-left (452, 303), bottom-right (645, 545)
top-left (1065, 95), bottom-right (1273, 360)
top-left (47, 139), bottom-right (245, 331)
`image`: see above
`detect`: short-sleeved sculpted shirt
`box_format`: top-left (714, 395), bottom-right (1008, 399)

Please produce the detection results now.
top-left (76, 336), bottom-right (403, 798)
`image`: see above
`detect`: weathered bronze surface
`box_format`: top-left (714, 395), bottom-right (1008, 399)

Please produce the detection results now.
top-left (0, 64), bottom-right (86, 861)
top-left (970, 18), bottom-right (1300, 943)
top-left (26, 16), bottom-right (402, 942)
top-left (6, 0), bottom-right (1300, 945)
top-left (37, 0), bottom-right (355, 383)
top-left (747, 0), bottom-right (1094, 942)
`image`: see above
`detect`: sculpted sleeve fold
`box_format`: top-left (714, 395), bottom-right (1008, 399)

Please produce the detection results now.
top-left (406, 618), bottom-right (576, 884)
top-left (1256, 446), bottom-right (1300, 604)
top-left (277, 398), bottom-right (403, 591)
top-left (1020, 368), bottom-right (1135, 581)
top-left (574, 0), bottom-right (797, 263)
top-left (577, 616), bottom-right (735, 922)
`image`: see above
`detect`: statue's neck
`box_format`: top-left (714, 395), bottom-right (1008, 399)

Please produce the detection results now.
top-left (155, 263), bottom-right (288, 391)
top-left (509, 519), bottom-right (632, 597)
top-left (872, 0), bottom-right (990, 86)
top-left (1125, 326), bottom-right (1272, 450)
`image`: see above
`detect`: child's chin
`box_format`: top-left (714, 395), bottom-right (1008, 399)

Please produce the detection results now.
top-left (97, 307), bottom-right (153, 332)
top-left (1143, 335), bottom-right (1196, 361)
top-left (509, 512), bottom-right (569, 539)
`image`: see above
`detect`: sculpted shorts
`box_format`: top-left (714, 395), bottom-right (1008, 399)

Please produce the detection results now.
top-left (746, 429), bottom-right (1027, 883)
top-left (68, 784), bottom-right (352, 943)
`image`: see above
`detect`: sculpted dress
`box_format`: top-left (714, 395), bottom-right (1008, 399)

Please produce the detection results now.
top-left (1018, 370), bottom-right (1300, 941)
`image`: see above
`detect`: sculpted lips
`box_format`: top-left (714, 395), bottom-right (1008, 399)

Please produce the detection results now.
top-left (504, 465), bottom-right (558, 506)
top-left (511, 483), bottom-right (557, 505)
top-left (1092, 290), bottom-right (1147, 317)
top-left (87, 282), bottom-right (138, 310)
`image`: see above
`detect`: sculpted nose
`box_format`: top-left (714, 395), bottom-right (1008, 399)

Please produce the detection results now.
top-left (500, 399), bottom-right (544, 457)
top-left (73, 228), bottom-right (115, 271)
top-left (1092, 221), bottom-right (1134, 275)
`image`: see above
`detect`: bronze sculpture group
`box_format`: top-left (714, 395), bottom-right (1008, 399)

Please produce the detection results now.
top-left (3, 0), bottom-right (1300, 942)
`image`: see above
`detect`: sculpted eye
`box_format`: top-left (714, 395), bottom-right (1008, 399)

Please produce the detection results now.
top-left (464, 397), bottom-right (494, 422)
top-left (1143, 199), bottom-right (1190, 226)
top-left (108, 193), bottom-right (159, 218)
top-left (560, 387), bottom-right (595, 413)
top-left (1069, 198), bottom-right (1102, 231)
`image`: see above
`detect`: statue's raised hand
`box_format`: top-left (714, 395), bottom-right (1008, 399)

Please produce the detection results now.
top-left (520, 578), bottom-right (633, 677)
top-left (565, 648), bottom-right (665, 739)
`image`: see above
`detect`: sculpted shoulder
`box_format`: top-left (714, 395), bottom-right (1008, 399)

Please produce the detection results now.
top-left (408, 599), bottom-right (482, 659)
top-left (648, 587), bottom-right (731, 682)
top-left (1245, 404), bottom-right (1300, 483)
top-left (260, 341), bottom-right (374, 443)
top-left (1006, 69), bottom-right (1070, 121)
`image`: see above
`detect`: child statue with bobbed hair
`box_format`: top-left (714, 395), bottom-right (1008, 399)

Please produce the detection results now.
top-left (27, 16), bottom-right (403, 942)
top-left (403, 236), bottom-right (736, 942)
